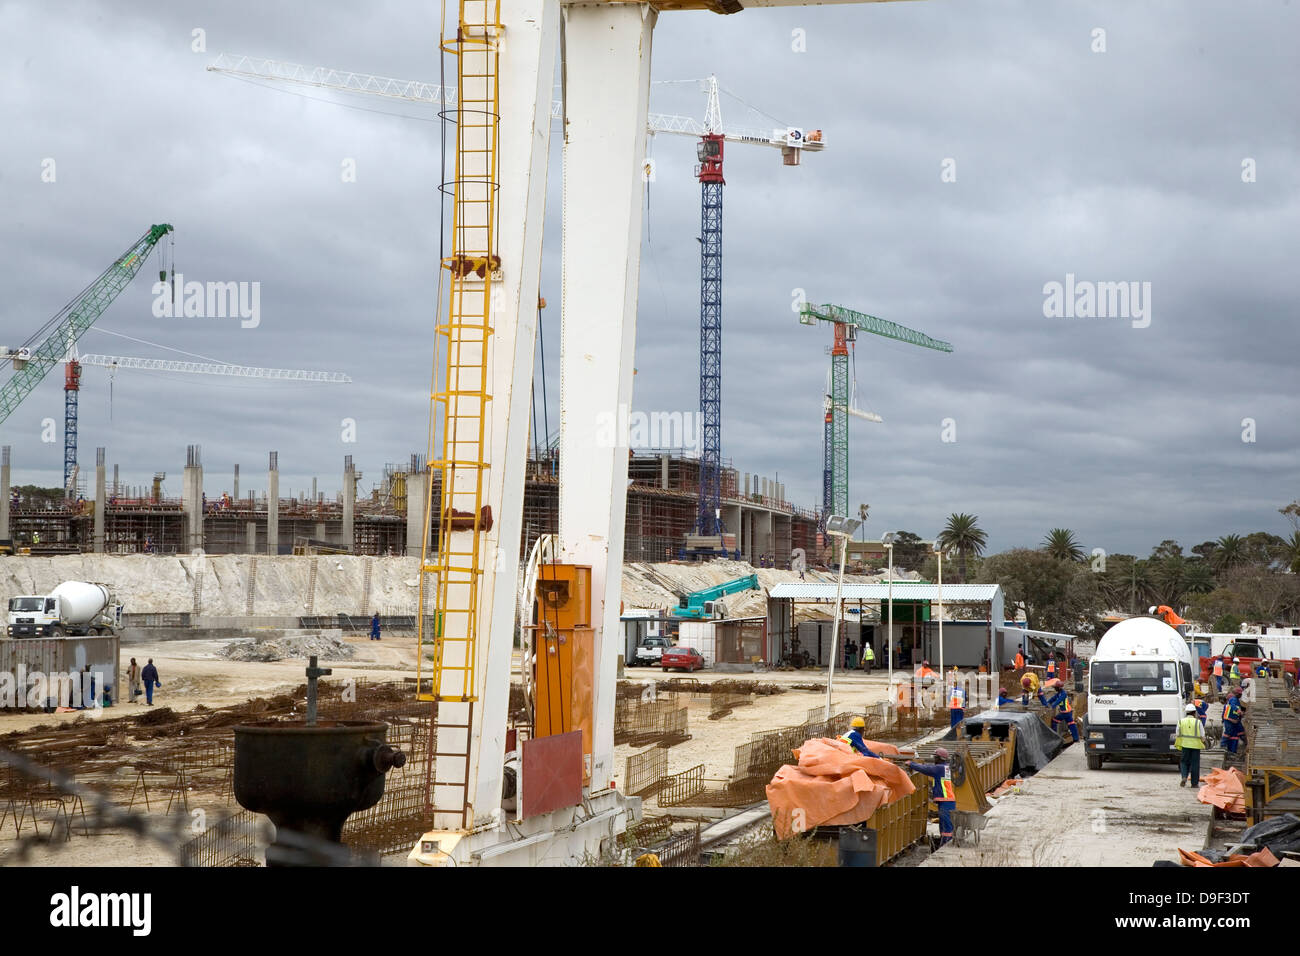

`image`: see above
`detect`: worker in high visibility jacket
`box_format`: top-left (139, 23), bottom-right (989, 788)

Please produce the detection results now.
top-left (1013, 646), bottom-right (1025, 671)
top-left (948, 674), bottom-right (965, 728)
top-left (861, 643), bottom-right (875, 672)
top-left (1255, 660), bottom-right (1271, 678)
top-left (1229, 658), bottom-right (1242, 683)
top-left (1046, 654), bottom-right (1057, 679)
top-left (840, 716), bottom-right (883, 758)
top-left (1212, 657), bottom-right (1225, 694)
top-left (1194, 698), bottom-right (1209, 729)
top-left (1175, 703), bottom-right (1206, 788)
top-left (1037, 678), bottom-right (1079, 742)
top-left (1151, 605), bottom-right (1186, 630)
top-left (907, 748), bottom-right (957, 847)
top-left (1221, 688), bottom-right (1245, 754)
top-left (916, 660), bottom-right (936, 684)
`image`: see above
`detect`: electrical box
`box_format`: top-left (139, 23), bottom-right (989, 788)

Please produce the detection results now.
top-left (531, 564), bottom-right (594, 782)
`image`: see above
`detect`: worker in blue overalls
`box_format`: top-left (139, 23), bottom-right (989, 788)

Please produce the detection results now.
top-left (1221, 686), bottom-right (1245, 754)
top-left (996, 687), bottom-right (1018, 707)
top-left (839, 717), bottom-right (883, 758)
top-left (1037, 677), bottom-right (1079, 742)
top-left (1255, 660), bottom-right (1271, 678)
top-left (907, 748), bottom-right (957, 847)
top-left (1194, 697), bottom-right (1209, 729)
top-left (1045, 654), bottom-right (1057, 680)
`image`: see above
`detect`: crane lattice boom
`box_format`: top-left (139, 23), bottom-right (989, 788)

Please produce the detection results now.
top-left (77, 354), bottom-right (352, 382)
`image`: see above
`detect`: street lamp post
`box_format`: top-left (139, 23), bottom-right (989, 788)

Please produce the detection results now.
top-left (882, 531), bottom-right (896, 698)
top-left (825, 513), bottom-right (863, 721)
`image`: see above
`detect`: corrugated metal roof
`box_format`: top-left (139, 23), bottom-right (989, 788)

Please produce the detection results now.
top-left (767, 582), bottom-right (1002, 601)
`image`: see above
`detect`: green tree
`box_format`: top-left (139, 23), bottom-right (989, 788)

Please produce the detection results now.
top-left (1279, 531), bottom-right (1300, 575)
top-left (1211, 534), bottom-right (1245, 572)
top-left (1042, 528), bottom-right (1084, 562)
top-left (938, 513), bottom-right (987, 583)
top-left (977, 548), bottom-right (1103, 635)
top-left (889, 531), bottom-right (929, 572)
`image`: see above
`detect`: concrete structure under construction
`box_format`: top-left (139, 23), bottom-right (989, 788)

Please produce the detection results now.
top-left (1, 446), bottom-right (822, 564)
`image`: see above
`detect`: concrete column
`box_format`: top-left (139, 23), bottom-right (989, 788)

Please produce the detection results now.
top-left (405, 471), bottom-right (427, 557)
top-left (267, 451), bottom-right (279, 555)
top-left (0, 445), bottom-right (10, 540)
top-left (659, 453), bottom-right (669, 490)
top-left (233, 464), bottom-right (240, 500)
top-left (182, 444), bottom-right (204, 553)
top-left (246, 521), bottom-right (257, 554)
top-left (93, 447), bottom-right (105, 553)
top-left (315, 522), bottom-right (326, 541)
top-left (112, 464), bottom-right (119, 497)
top-left (311, 476), bottom-right (317, 502)
top-left (342, 455), bottom-right (355, 551)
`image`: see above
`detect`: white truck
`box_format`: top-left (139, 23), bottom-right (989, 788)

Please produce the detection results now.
top-left (6, 581), bottom-right (122, 638)
top-left (1082, 616), bottom-right (1195, 771)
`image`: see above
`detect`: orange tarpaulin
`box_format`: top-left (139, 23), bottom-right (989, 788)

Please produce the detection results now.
top-left (766, 737), bottom-right (916, 840)
top-left (1178, 846), bottom-right (1278, 868)
top-left (1197, 767), bottom-right (1247, 814)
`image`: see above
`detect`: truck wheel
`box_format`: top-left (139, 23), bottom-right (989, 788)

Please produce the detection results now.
top-left (1086, 754), bottom-right (1103, 770)
top-left (87, 627), bottom-right (100, 636)
top-left (52, 626), bottom-right (65, 637)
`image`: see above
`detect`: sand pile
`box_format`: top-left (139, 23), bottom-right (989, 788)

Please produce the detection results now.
top-left (220, 633), bottom-right (356, 663)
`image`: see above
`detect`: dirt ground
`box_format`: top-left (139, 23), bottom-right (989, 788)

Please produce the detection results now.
top-left (1, 640), bottom-right (902, 866)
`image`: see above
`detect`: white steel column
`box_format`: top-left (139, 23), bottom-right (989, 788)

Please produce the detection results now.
top-left (461, 0), bottom-right (561, 825)
top-left (559, 1), bottom-right (656, 792)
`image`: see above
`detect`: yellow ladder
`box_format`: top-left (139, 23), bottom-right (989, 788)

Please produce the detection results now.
top-left (417, 0), bottom-right (502, 831)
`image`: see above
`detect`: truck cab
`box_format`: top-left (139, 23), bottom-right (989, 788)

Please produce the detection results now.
top-left (1083, 617), bottom-right (1194, 770)
top-left (7, 595), bottom-right (60, 637)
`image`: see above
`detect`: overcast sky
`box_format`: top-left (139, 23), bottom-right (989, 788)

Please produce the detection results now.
top-left (2, 0), bottom-right (1297, 557)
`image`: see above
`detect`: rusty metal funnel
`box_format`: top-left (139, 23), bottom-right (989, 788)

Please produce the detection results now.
top-left (232, 657), bottom-right (405, 866)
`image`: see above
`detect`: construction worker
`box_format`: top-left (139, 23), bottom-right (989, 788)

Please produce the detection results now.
top-left (1212, 656), bottom-right (1225, 694)
top-left (844, 639), bottom-right (857, 670)
top-left (1254, 659), bottom-right (1271, 678)
top-left (840, 716), bottom-right (882, 758)
top-left (948, 670), bottom-right (965, 728)
top-left (140, 659), bottom-right (161, 706)
top-left (1037, 678), bottom-right (1079, 742)
top-left (1045, 654), bottom-right (1057, 680)
top-left (1019, 671), bottom-right (1040, 702)
top-left (907, 748), bottom-right (957, 847)
top-left (1175, 703), bottom-right (1206, 787)
top-left (1191, 696), bottom-right (1206, 724)
top-left (1013, 645), bottom-right (1025, 671)
top-left (1221, 687), bottom-right (1245, 754)
top-left (915, 659), bottom-right (936, 684)
top-left (1151, 605), bottom-right (1187, 635)
top-left (127, 657), bottom-right (141, 703)
top-left (1229, 657), bottom-right (1242, 683)
top-left (996, 687), bottom-right (1018, 707)
top-left (370, 613), bottom-right (381, 641)
top-left (862, 642), bottom-right (875, 673)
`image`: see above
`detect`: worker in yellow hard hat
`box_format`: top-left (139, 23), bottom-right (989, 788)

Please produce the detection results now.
top-left (840, 716), bottom-right (883, 758)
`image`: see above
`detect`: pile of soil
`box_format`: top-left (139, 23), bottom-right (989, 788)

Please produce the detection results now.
top-left (220, 633), bottom-right (356, 663)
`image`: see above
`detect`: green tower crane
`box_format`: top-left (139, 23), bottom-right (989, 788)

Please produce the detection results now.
top-left (799, 302), bottom-right (953, 521)
top-left (0, 224), bottom-right (174, 488)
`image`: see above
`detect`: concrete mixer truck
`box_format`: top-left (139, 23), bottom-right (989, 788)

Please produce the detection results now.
top-left (6, 581), bottom-right (122, 638)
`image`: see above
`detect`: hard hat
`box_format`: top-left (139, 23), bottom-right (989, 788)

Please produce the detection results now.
top-left (1185, 704), bottom-right (1197, 712)
top-left (1148, 606), bottom-right (1157, 614)
top-left (1233, 657), bottom-right (1240, 662)
top-left (933, 747), bottom-right (950, 761)
top-left (850, 716), bottom-right (866, 729)
top-left (922, 660), bottom-right (930, 667)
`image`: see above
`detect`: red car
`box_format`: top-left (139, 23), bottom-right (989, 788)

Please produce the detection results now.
top-left (661, 645), bottom-right (705, 672)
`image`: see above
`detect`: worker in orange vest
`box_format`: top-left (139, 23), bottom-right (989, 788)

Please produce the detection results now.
top-left (1212, 656), bottom-right (1225, 694)
top-left (1013, 646), bottom-right (1026, 671)
top-left (948, 671), bottom-right (966, 728)
top-left (1046, 654), bottom-right (1057, 679)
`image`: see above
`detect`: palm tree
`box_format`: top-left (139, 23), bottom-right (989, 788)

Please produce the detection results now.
top-left (1212, 534), bottom-right (1245, 572)
top-left (938, 513), bottom-right (987, 583)
top-left (1043, 528), bottom-right (1085, 562)
top-left (1279, 531), bottom-right (1300, 575)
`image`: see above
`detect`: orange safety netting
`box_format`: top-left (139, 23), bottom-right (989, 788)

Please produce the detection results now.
top-left (1197, 767), bottom-right (1247, 814)
top-left (1177, 847), bottom-right (1278, 868)
top-left (766, 737), bottom-right (916, 840)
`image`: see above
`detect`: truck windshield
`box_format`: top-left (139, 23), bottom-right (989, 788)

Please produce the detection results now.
top-left (1092, 661), bottom-right (1179, 695)
top-left (8, 597), bottom-right (43, 612)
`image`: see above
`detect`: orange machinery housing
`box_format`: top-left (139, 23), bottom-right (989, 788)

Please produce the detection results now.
top-left (531, 564), bottom-right (595, 781)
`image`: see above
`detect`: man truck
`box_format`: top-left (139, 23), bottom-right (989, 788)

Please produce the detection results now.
top-left (1083, 616), bottom-right (1195, 770)
top-left (6, 581), bottom-right (122, 638)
